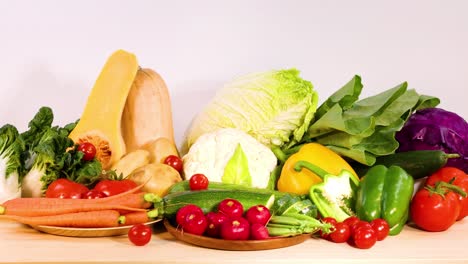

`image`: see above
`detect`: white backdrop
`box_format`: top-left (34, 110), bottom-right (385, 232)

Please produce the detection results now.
top-left (1, 0), bottom-right (467, 149)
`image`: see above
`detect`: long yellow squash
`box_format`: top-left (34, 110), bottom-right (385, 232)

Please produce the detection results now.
top-left (69, 50), bottom-right (139, 169)
top-left (122, 68), bottom-right (176, 153)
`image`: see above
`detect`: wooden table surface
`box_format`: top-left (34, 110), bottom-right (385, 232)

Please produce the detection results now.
top-left (1, 218), bottom-right (467, 264)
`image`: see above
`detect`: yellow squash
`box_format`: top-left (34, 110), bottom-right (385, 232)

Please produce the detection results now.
top-left (121, 68), bottom-right (176, 153)
top-left (69, 50), bottom-right (139, 169)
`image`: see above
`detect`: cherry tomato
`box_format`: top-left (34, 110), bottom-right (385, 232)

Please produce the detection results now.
top-left (164, 155), bottom-right (184, 172)
top-left (176, 204), bottom-right (204, 227)
top-left (82, 189), bottom-right (106, 199)
top-left (329, 222), bottom-right (351, 243)
top-left (353, 226), bottom-right (377, 249)
top-left (45, 178), bottom-right (89, 199)
top-left (350, 221), bottom-right (373, 237)
top-left (319, 217), bottom-right (338, 239)
top-left (426, 167), bottom-right (468, 220)
top-left (370, 218), bottom-right (390, 241)
top-left (77, 142), bottom-right (97, 161)
top-left (343, 216), bottom-right (360, 235)
top-left (189, 173), bottom-right (209, 191)
top-left (128, 224), bottom-right (152, 246)
top-left (218, 198), bottom-right (244, 218)
top-left (410, 183), bottom-right (462, 232)
top-left (93, 179), bottom-right (138, 197)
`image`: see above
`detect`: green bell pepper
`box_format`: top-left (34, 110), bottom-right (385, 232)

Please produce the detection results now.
top-left (355, 165), bottom-right (414, 236)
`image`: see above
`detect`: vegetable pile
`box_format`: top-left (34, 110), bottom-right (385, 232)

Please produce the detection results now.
top-left (1, 49), bottom-right (468, 251)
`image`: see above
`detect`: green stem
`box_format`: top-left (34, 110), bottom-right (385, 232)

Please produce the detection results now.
top-left (271, 147), bottom-right (288, 163)
top-left (118, 216), bottom-right (126, 225)
top-left (293, 160), bottom-right (329, 179)
top-left (429, 181), bottom-right (467, 198)
top-left (147, 209), bottom-right (159, 219)
top-left (144, 193), bottom-right (163, 203)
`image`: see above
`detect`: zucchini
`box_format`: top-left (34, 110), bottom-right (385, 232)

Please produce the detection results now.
top-left (158, 189), bottom-right (276, 219)
top-left (353, 150), bottom-right (460, 179)
top-left (167, 180), bottom-right (304, 200)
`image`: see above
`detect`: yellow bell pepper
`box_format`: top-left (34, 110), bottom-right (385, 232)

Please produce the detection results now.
top-left (277, 143), bottom-right (359, 195)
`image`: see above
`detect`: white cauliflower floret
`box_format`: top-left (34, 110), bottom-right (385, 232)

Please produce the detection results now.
top-left (182, 128), bottom-right (277, 189)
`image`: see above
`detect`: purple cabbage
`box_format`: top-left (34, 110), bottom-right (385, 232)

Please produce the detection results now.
top-left (395, 107), bottom-right (468, 173)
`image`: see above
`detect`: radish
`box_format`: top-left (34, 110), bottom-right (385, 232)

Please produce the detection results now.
top-left (176, 204), bottom-right (204, 227)
top-left (220, 217), bottom-right (250, 240)
top-left (218, 198), bottom-right (244, 218)
top-left (250, 223), bottom-right (270, 240)
top-left (183, 211), bottom-right (208, 235)
top-left (245, 205), bottom-right (271, 225)
top-left (205, 212), bottom-right (229, 237)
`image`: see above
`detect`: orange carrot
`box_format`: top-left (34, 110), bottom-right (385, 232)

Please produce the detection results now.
top-left (0, 201), bottom-right (146, 217)
top-left (0, 210), bottom-right (121, 228)
top-left (119, 211), bottom-right (150, 226)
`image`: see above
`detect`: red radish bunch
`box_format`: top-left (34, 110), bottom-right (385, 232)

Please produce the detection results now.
top-left (174, 199), bottom-right (272, 240)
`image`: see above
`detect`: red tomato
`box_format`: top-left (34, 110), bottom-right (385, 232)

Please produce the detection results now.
top-left (82, 189), bottom-right (106, 199)
top-left (410, 184), bottom-right (461, 232)
top-left (93, 179), bottom-right (138, 197)
top-left (319, 217), bottom-right (338, 239)
top-left (343, 216), bottom-right (361, 236)
top-left (329, 222), bottom-right (351, 243)
top-left (128, 224), bottom-right (152, 246)
top-left (77, 142), bottom-right (97, 161)
top-left (426, 167), bottom-right (468, 220)
top-left (353, 226), bottom-right (377, 249)
top-left (189, 173), bottom-right (209, 191)
top-left (163, 155), bottom-right (183, 172)
top-left (45, 178), bottom-right (89, 199)
top-left (370, 218), bottom-right (390, 241)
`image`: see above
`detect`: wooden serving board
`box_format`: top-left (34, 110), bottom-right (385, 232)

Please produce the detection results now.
top-left (163, 219), bottom-right (310, 251)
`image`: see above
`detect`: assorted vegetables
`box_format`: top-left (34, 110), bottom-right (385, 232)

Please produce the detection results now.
top-left (0, 49), bottom-right (467, 251)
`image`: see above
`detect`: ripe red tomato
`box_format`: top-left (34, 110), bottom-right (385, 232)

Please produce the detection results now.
top-left (353, 226), bottom-right (377, 249)
top-left (343, 216), bottom-right (360, 236)
top-left (93, 179), bottom-right (138, 197)
top-left (45, 178), bottom-right (89, 199)
top-left (128, 224), bottom-right (152, 246)
top-left (164, 155), bottom-right (183, 172)
top-left (77, 142), bottom-right (97, 161)
top-left (329, 222), bottom-right (351, 243)
top-left (426, 167), bottom-right (468, 220)
top-left (410, 185), bottom-right (462, 232)
top-left (370, 219), bottom-right (390, 241)
top-left (82, 189), bottom-right (106, 199)
top-left (319, 217), bottom-right (337, 239)
top-left (189, 173), bottom-right (209, 191)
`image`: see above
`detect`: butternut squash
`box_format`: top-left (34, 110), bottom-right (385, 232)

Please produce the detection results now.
top-left (121, 68), bottom-right (176, 153)
top-left (69, 50), bottom-right (139, 169)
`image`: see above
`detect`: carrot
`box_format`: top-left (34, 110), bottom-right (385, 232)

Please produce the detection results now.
top-left (0, 201), bottom-right (146, 217)
top-left (118, 211), bottom-right (150, 226)
top-left (0, 210), bottom-right (121, 228)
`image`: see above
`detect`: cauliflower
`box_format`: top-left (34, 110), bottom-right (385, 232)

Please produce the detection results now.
top-left (182, 128), bottom-right (278, 189)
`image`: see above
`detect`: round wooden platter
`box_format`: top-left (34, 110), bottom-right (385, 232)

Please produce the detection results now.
top-left (29, 219), bottom-right (161, 237)
top-left (163, 219), bottom-right (310, 251)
